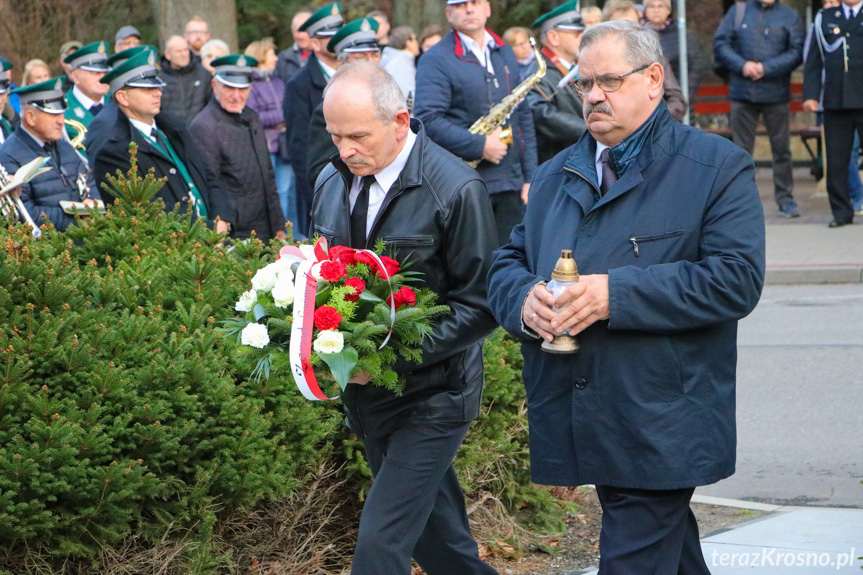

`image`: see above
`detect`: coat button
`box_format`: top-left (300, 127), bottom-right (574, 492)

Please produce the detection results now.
top-left (575, 377), bottom-right (588, 389)
top-left (169, 168), bottom-right (177, 175)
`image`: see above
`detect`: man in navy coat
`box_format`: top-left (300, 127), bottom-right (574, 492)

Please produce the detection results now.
top-left (414, 0), bottom-right (538, 247)
top-left (0, 77), bottom-right (99, 232)
top-left (487, 21), bottom-right (765, 573)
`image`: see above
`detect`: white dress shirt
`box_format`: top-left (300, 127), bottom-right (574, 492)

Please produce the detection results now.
top-left (846, 0), bottom-right (863, 19)
top-left (72, 86), bottom-right (104, 111)
top-left (318, 59), bottom-right (337, 80)
top-left (349, 127), bottom-right (418, 238)
top-left (129, 118), bottom-right (159, 142)
top-left (456, 30), bottom-right (496, 75)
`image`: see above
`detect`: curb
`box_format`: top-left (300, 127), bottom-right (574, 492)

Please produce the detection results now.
top-left (765, 265), bottom-right (863, 285)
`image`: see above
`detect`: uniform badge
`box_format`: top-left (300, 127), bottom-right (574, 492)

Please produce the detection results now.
top-left (238, 55), bottom-right (247, 67)
top-left (331, 4), bottom-right (338, 15)
top-left (54, 78), bottom-right (62, 91)
top-left (361, 19), bottom-right (372, 32)
top-left (835, 26), bottom-right (841, 34)
top-left (74, 107), bottom-right (85, 119)
top-left (97, 43), bottom-right (106, 54)
top-left (836, 10), bottom-right (842, 17)
top-left (148, 53), bottom-right (155, 65)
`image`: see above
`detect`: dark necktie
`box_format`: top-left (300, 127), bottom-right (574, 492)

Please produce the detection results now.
top-left (89, 103), bottom-right (103, 116)
top-left (44, 142), bottom-right (60, 168)
top-left (350, 176), bottom-right (372, 248)
top-left (599, 148), bottom-right (617, 196)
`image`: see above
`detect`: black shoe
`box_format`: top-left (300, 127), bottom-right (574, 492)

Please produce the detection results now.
top-left (828, 219), bottom-right (852, 228)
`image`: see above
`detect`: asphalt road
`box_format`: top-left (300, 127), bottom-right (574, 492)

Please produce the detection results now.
top-left (696, 283), bottom-right (863, 508)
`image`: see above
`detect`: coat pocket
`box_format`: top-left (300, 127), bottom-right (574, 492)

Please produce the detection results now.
top-left (627, 230), bottom-right (685, 259)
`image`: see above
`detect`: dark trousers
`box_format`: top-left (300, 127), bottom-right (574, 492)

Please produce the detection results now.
top-left (595, 485), bottom-right (710, 575)
top-left (823, 109), bottom-right (863, 223)
top-left (489, 190), bottom-right (525, 247)
top-left (352, 421), bottom-right (497, 575)
top-left (730, 100), bottom-right (794, 207)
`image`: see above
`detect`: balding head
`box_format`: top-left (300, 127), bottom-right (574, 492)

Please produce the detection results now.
top-left (292, 11), bottom-right (313, 51)
top-left (322, 63), bottom-right (410, 177)
top-left (164, 35), bottom-right (191, 69)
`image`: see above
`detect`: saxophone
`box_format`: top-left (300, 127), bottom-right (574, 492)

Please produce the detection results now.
top-left (467, 36), bottom-right (547, 168)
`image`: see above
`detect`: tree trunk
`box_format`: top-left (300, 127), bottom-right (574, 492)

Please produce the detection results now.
top-left (151, 0), bottom-right (239, 51)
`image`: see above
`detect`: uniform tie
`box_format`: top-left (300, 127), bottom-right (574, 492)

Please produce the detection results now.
top-left (599, 148), bottom-right (617, 196)
top-left (89, 103), bottom-right (103, 116)
top-left (350, 176), bottom-right (373, 248)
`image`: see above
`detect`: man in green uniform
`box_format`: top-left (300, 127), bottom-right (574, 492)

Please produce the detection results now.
top-left (63, 41), bottom-right (111, 142)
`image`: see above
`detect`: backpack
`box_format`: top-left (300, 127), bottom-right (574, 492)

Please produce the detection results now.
top-left (713, 2), bottom-right (747, 82)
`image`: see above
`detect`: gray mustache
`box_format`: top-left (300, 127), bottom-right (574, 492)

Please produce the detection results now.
top-left (585, 103), bottom-right (613, 117)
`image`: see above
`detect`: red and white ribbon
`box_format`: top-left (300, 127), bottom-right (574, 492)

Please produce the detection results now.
top-left (281, 238), bottom-right (397, 402)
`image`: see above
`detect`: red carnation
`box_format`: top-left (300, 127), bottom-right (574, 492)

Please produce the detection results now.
top-left (329, 245), bottom-right (356, 266)
top-left (320, 260), bottom-right (348, 282)
top-left (354, 251), bottom-right (380, 273)
top-left (344, 277), bottom-right (366, 302)
top-left (377, 255), bottom-right (401, 279)
top-left (314, 306), bottom-right (343, 331)
top-left (387, 286), bottom-right (416, 309)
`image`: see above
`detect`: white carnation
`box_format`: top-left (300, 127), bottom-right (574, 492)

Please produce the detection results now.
top-left (235, 289), bottom-right (257, 312)
top-left (313, 330), bottom-right (344, 354)
top-left (241, 322), bottom-right (270, 348)
top-left (251, 264), bottom-right (279, 292)
top-left (271, 276), bottom-right (295, 308)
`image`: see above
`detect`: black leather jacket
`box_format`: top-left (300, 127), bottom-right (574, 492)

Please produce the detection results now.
top-left (310, 120), bottom-right (498, 439)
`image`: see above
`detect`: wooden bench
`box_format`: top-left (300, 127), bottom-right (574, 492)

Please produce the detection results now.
top-left (693, 82), bottom-right (821, 173)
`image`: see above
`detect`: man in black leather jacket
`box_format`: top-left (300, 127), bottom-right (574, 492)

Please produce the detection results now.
top-left (310, 63), bottom-right (499, 575)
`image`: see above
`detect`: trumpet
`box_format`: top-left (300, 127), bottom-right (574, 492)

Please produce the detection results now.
top-left (0, 161), bottom-right (42, 238)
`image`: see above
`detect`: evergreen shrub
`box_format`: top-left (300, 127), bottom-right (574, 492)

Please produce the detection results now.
top-left (0, 147), bottom-right (565, 573)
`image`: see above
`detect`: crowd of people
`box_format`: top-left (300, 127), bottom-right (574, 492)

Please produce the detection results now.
top-left (0, 0), bottom-right (853, 574)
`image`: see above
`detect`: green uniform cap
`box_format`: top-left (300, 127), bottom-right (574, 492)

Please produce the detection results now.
top-left (299, 3), bottom-right (344, 38)
top-left (11, 77), bottom-right (68, 114)
top-left (107, 45), bottom-right (157, 69)
top-left (210, 54), bottom-right (258, 88)
top-left (328, 18), bottom-right (380, 55)
top-left (100, 50), bottom-right (165, 93)
top-left (0, 58), bottom-right (13, 94)
top-left (63, 41), bottom-right (111, 72)
top-left (532, 1), bottom-right (585, 33)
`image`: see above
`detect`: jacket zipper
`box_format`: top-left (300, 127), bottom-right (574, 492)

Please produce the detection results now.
top-left (629, 231), bottom-right (683, 257)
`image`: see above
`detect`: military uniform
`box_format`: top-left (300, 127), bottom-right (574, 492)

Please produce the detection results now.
top-left (0, 77), bottom-right (99, 232)
top-left (62, 42), bottom-right (111, 141)
top-left (92, 51), bottom-right (229, 225)
top-left (282, 2), bottom-right (344, 237)
top-left (526, 2), bottom-right (586, 164)
top-left (804, 5), bottom-right (863, 226)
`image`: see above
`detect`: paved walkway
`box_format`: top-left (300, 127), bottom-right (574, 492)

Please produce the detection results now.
top-left (761, 168), bottom-right (863, 284)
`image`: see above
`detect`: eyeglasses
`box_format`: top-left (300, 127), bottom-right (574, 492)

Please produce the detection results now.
top-left (573, 63), bottom-right (652, 96)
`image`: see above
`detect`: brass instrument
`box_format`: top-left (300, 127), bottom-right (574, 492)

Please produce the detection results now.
top-left (0, 161), bottom-right (42, 238)
top-left (467, 37), bottom-right (547, 168)
top-left (64, 118), bottom-right (88, 152)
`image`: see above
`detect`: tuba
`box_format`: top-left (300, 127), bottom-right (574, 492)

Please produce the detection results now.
top-left (467, 37), bottom-right (547, 168)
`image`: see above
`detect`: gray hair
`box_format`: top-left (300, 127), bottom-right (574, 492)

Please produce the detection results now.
top-left (579, 20), bottom-right (663, 68)
top-left (323, 62), bottom-right (407, 123)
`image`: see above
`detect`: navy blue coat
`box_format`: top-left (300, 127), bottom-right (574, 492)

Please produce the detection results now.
top-left (0, 127), bottom-right (99, 232)
top-left (414, 30), bottom-right (538, 194)
top-left (282, 52), bottom-right (328, 234)
top-left (713, 0), bottom-right (804, 104)
top-left (487, 103), bottom-right (766, 489)
top-left (803, 7), bottom-right (863, 110)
